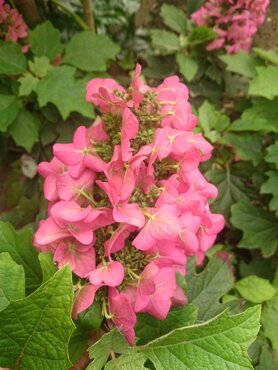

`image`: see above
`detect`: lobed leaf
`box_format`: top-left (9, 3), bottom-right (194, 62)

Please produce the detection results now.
top-left (0, 266), bottom-right (75, 369)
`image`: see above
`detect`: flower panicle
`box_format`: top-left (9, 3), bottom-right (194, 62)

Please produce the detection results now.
top-left (34, 64), bottom-right (225, 345)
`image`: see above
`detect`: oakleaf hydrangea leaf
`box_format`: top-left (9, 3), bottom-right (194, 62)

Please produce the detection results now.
top-left (219, 51), bottom-right (261, 78)
top-left (231, 200), bottom-right (278, 257)
top-left (265, 142), bottom-right (278, 169)
top-left (36, 66), bottom-right (94, 119)
top-left (0, 94), bottom-right (21, 132)
top-left (0, 265), bottom-right (74, 369)
top-left (235, 275), bottom-right (276, 303)
top-left (30, 21), bottom-right (63, 61)
top-left (38, 252), bottom-right (58, 282)
top-left (18, 72), bottom-right (39, 97)
top-left (260, 171), bottom-right (278, 216)
top-left (0, 252), bottom-right (25, 301)
top-left (160, 4), bottom-right (187, 34)
top-left (150, 29), bottom-right (181, 55)
top-left (105, 353), bottom-right (148, 370)
top-left (185, 255), bottom-right (234, 320)
top-left (176, 54), bottom-right (198, 82)
top-left (0, 42), bottom-right (26, 75)
top-left (87, 329), bottom-right (130, 370)
top-left (64, 32), bottom-right (120, 72)
top-left (205, 167), bottom-right (249, 220)
top-left (28, 56), bottom-right (54, 78)
top-left (8, 108), bottom-right (40, 152)
top-left (135, 305), bottom-right (198, 344)
top-left (114, 306), bottom-right (261, 370)
top-left (222, 132), bottom-right (263, 165)
top-left (0, 222), bottom-right (42, 294)
top-left (198, 100), bottom-right (230, 142)
top-left (139, 306), bottom-right (260, 370)
top-left (261, 294), bottom-right (278, 352)
top-left (230, 98), bottom-right (278, 133)
top-left (253, 47), bottom-right (278, 66)
top-left (249, 66), bottom-right (278, 100)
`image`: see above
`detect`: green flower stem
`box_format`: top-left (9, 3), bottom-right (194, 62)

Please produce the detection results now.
top-left (48, 0), bottom-right (89, 31)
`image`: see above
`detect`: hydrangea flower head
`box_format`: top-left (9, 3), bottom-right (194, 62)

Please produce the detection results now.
top-left (34, 64), bottom-right (224, 345)
top-left (192, 0), bottom-right (269, 53)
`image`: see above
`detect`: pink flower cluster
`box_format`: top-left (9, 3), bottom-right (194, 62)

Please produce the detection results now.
top-left (34, 64), bottom-right (224, 345)
top-left (192, 0), bottom-right (269, 53)
top-left (0, 0), bottom-right (28, 51)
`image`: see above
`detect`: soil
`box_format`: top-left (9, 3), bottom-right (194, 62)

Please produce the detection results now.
top-left (254, 0), bottom-right (278, 51)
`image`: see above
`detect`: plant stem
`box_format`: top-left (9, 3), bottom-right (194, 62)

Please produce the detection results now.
top-left (49, 0), bottom-right (89, 31)
top-left (81, 0), bottom-right (96, 34)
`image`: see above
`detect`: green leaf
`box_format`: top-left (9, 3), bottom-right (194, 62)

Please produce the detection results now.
top-left (253, 47), bottom-right (278, 66)
top-left (87, 329), bottom-right (130, 370)
top-left (219, 51), bottom-right (260, 78)
top-left (239, 259), bottom-right (273, 280)
top-left (230, 98), bottom-right (278, 133)
top-left (0, 42), bottom-right (26, 75)
top-left (105, 353), bottom-right (148, 370)
top-left (8, 108), bottom-right (40, 152)
top-left (249, 66), bottom-right (278, 100)
top-left (0, 289), bottom-right (9, 312)
top-left (30, 21), bottom-right (63, 61)
top-left (185, 256), bottom-right (234, 320)
top-left (160, 4), bottom-right (187, 34)
top-left (0, 252), bottom-right (25, 300)
top-left (136, 305), bottom-right (198, 345)
top-left (36, 65), bottom-right (94, 119)
top-left (198, 100), bottom-right (230, 142)
top-left (135, 306), bottom-right (261, 370)
top-left (29, 56), bottom-right (54, 78)
top-left (0, 222), bottom-right (42, 294)
top-left (68, 328), bottom-right (88, 365)
top-left (235, 275), bottom-right (276, 303)
top-left (176, 53), bottom-right (198, 82)
top-left (0, 94), bottom-right (20, 132)
top-left (265, 142), bottom-right (278, 169)
top-left (77, 300), bottom-right (103, 331)
top-left (188, 26), bottom-right (216, 45)
top-left (38, 252), bottom-right (58, 282)
top-left (205, 168), bottom-right (249, 219)
top-left (222, 132), bottom-right (263, 165)
top-left (257, 343), bottom-right (278, 370)
top-left (150, 29), bottom-right (181, 55)
top-left (187, 0), bottom-right (205, 15)
top-left (64, 32), bottom-right (119, 72)
top-left (0, 266), bottom-right (74, 369)
top-left (261, 171), bottom-right (278, 215)
top-left (261, 294), bottom-right (278, 351)
top-left (18, 73), bottom-right (39, 97)
top-left (231, 200), bottom-right (278, 257)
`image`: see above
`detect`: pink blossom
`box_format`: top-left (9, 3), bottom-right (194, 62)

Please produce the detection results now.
top-left (57, 170), bottom-right (95, 201)
top-left (54, 239), bottom-right (96, 278)
top-left (108, 288), bottom-right (137, 345)
top-left (132, 204), bottom-right (181, 251)
top-left (34, 64), bottom-right (225, 345)
top-left (54, 126), bottom-right (107, 177)
top-left (38, 157), bottom-right (66, 202)
top-left (72, 283), bottom-right (102, 319)
top-left (89, 260), bottom-right (125, 287)
top-left (86, 78), bottom-right (127, 114)
top-left (133, 265), bottom-right (178, 320)
top-left (192, 0), bottom-right (270, 53)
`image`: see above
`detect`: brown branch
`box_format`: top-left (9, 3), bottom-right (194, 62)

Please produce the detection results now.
top-left (13, 0), bottom-right (41, 28)
top-left (81, 0), bottom-right (96, 34)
